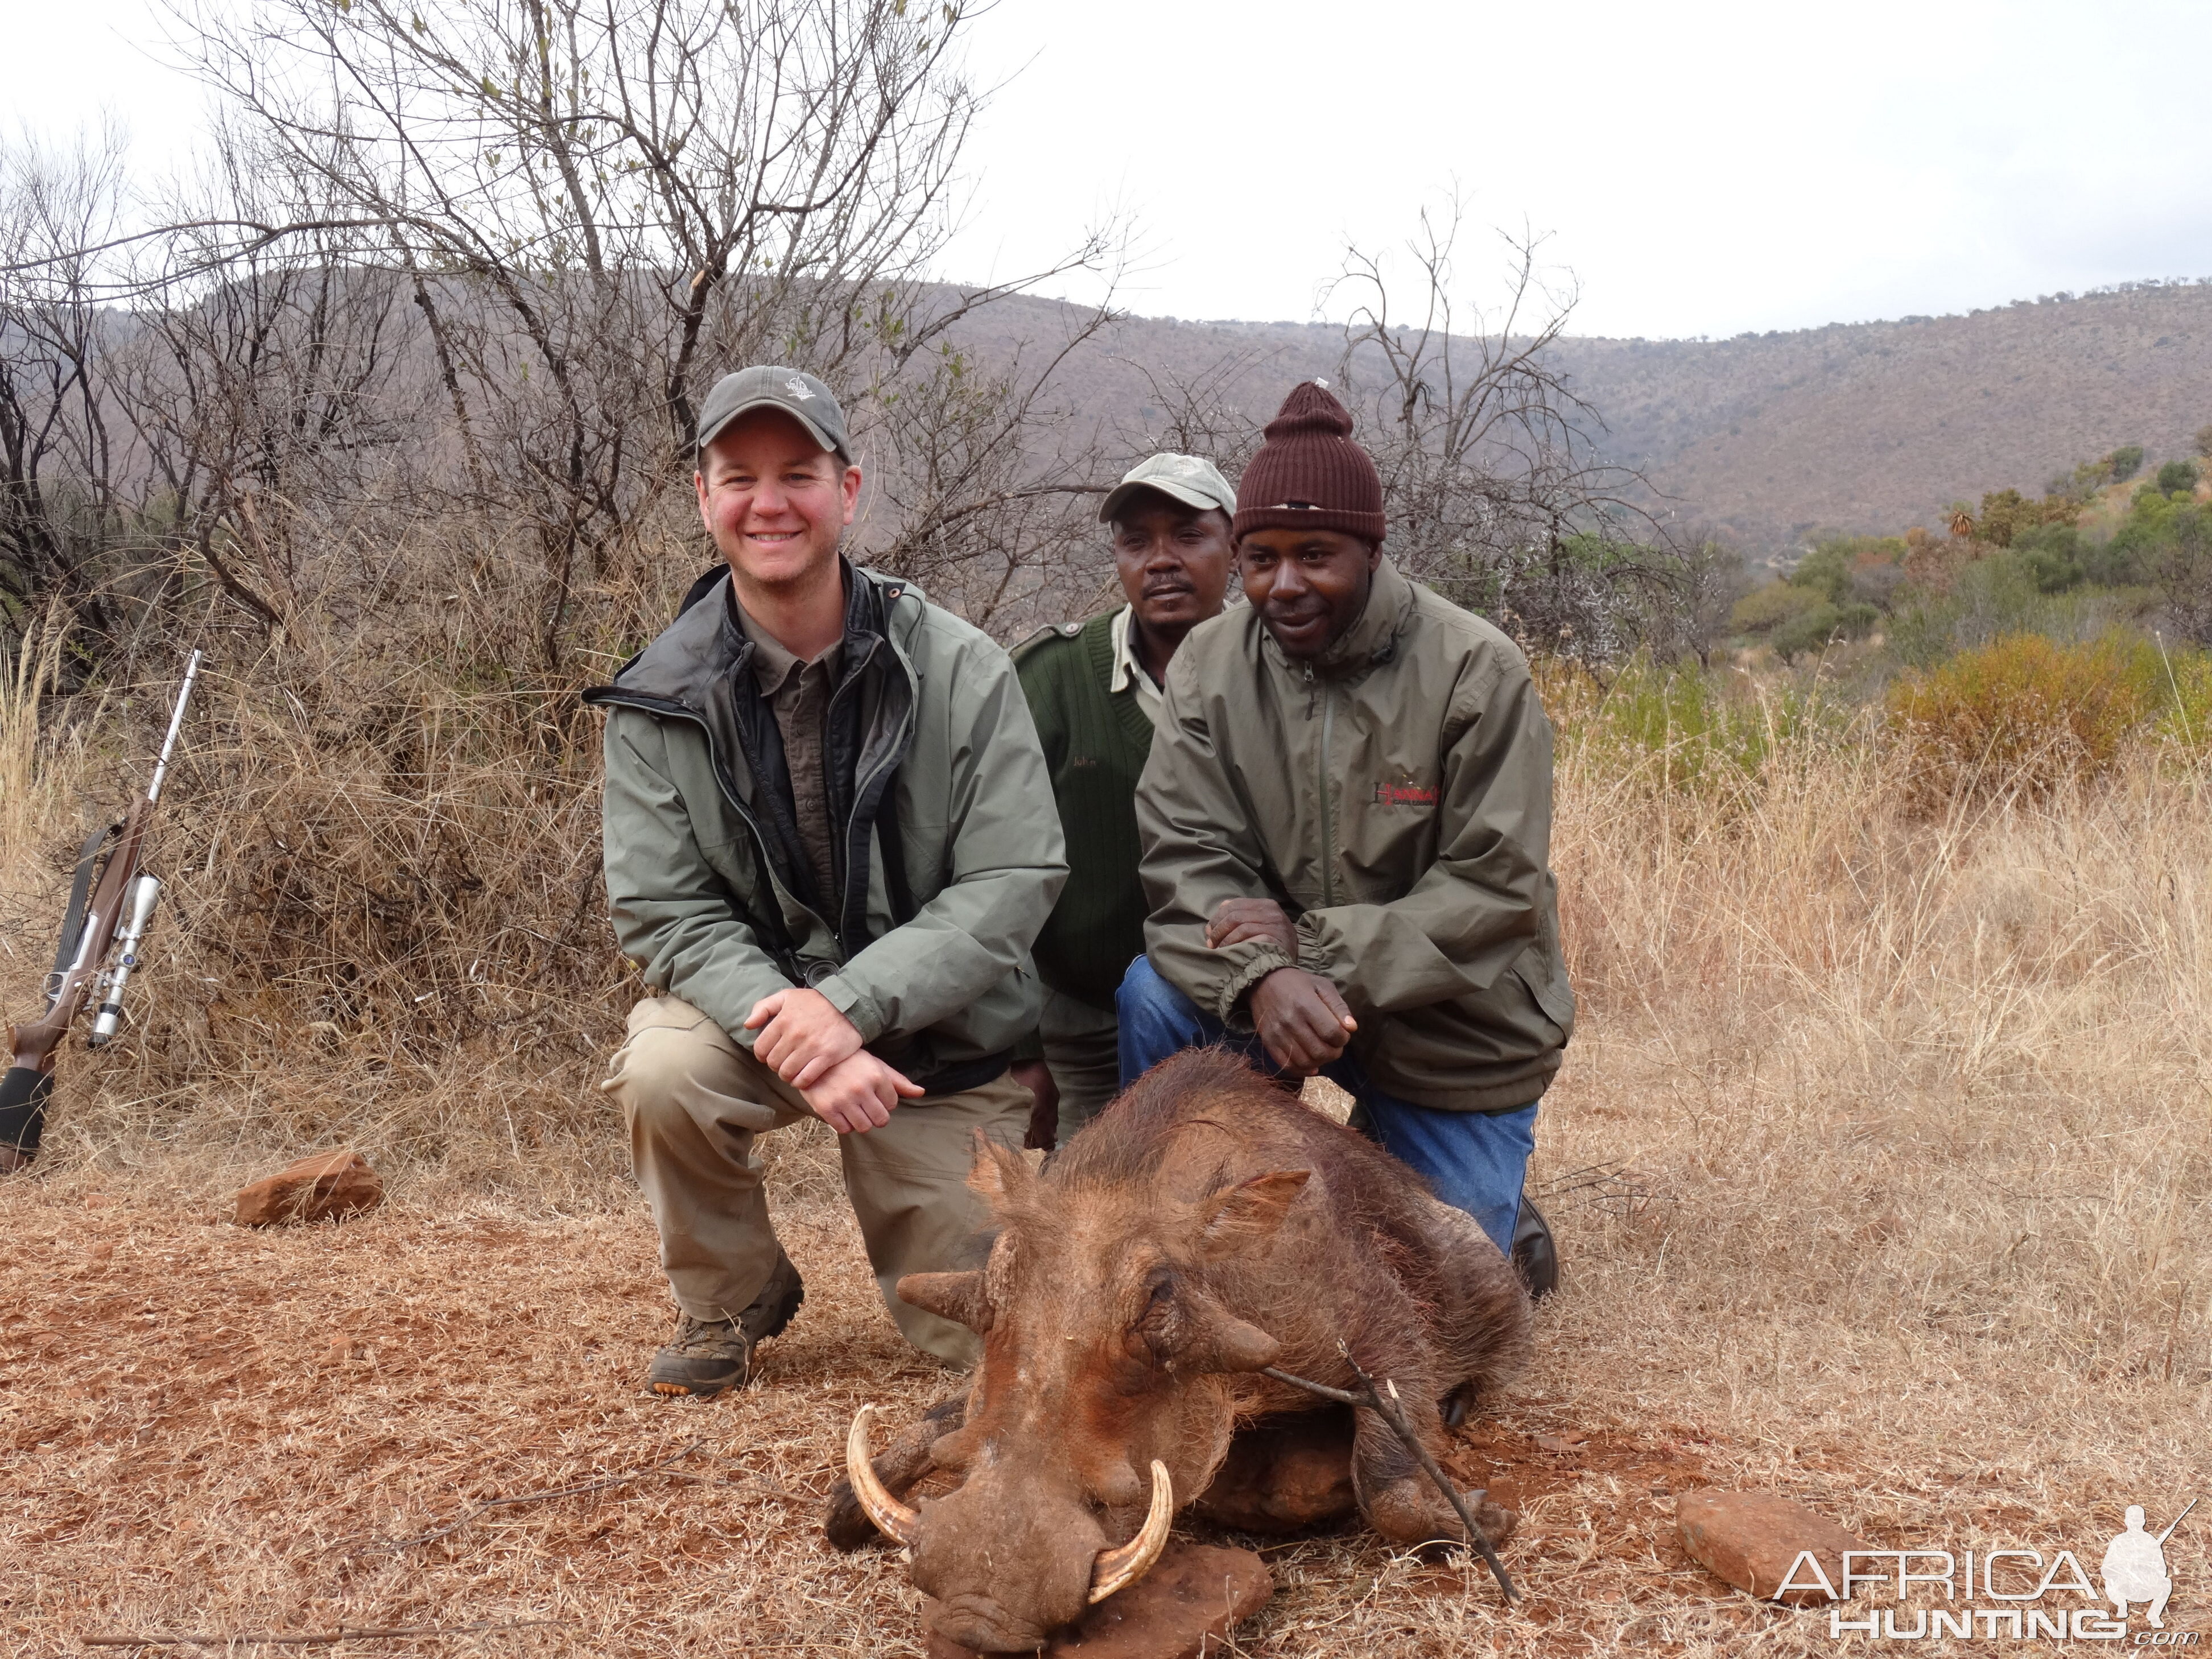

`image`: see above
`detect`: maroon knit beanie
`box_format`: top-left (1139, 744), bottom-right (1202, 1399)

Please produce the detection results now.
top-left (1231, 380), bottom-right (1386, 545)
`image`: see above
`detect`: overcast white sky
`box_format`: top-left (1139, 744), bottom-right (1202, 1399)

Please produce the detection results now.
top-left (10, 0), bottom-right (2212, 339)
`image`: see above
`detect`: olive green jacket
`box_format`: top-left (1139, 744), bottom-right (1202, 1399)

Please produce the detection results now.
top-left (585, 565), bottom-right (1066, 1088)
top-left (1136, 556), bottom-right (1574, 1112)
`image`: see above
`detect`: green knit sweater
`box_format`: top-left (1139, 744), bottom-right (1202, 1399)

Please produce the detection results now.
top-left (1013, 612), bottom-right (1156, 1011)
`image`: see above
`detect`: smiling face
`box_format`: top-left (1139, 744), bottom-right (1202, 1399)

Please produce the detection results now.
top-left (1111, 497), bottom-right (1234, 635)
top-left (693, 409), bottom-right (860, 592)
top-left (1235, 526), bottom-right (1382, 659)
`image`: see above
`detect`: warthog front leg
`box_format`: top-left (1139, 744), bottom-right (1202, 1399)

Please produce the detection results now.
top-left (1346, 1372), bottom-right (1515, 1550)
top-left (823, 1390), bottom-right (968, 1550)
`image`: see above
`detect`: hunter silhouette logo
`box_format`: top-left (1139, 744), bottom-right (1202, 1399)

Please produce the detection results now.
top-left (2104, 1501), bottom-right (2193, 1629)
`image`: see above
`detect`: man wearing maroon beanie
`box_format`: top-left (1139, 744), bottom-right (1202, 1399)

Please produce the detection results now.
top-left (1119, 381), bottom-right (1571, 1291)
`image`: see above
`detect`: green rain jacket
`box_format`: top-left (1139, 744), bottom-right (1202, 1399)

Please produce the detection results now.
top-left (1136, 556), bottom-right (1574, 1112)
top-left (584, 562), bottom-right (1066, 1091)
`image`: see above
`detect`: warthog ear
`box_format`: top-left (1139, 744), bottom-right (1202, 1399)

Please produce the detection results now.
top-left (897, 1270), bottom-right (992, 1333)
top-left (965, 1133), bottom-right (1034, 1208)
top-left (1195, 1170), bottom-right (1312, 1259)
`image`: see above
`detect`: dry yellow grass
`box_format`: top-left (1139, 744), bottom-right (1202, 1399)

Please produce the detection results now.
top-left (2, 665), bottom-right (2208, 1656)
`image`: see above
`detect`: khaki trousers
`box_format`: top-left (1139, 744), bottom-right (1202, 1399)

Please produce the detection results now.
top-left (601, 995), bottom-right (1028, 1367)
top-left (1039, 988), bottom-right (1121, 1147)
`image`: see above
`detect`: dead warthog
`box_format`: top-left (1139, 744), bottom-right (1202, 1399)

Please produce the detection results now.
top-left (827, 1048), bottom-right (1532, 1653)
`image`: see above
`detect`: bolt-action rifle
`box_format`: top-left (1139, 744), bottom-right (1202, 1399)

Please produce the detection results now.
top-left (1, 650), bottom-right (203, 1172)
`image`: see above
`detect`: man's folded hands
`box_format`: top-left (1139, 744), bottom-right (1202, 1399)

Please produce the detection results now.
top-left (745, 986), bottom-right (921, 1132)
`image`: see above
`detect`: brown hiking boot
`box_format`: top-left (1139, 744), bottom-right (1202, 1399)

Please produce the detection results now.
top-left (647, 1254), bottom-right (804, 1398)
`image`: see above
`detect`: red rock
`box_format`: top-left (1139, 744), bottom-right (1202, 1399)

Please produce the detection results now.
top-left (232, 1150), bottom-right (384, 1227)
top-left (1677, 1489), bottom-right (1867, 1604)
top-left (923, 1541), bottom-right (1272, 1659)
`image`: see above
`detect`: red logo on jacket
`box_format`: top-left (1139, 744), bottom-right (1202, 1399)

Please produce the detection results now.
top-left (1373, 779), bottom-right (1439, 807)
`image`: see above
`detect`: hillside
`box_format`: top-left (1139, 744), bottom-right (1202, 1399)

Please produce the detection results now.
top-left (947, 282), bottom-right (2212, 557)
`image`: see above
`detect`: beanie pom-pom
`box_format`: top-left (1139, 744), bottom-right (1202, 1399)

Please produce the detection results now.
top-left (1264, 381), bottom-right (1356, 442)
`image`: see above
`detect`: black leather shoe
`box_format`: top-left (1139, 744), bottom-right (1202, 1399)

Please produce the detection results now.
top-left (1511, 1195), bottom-right (1558, 1300)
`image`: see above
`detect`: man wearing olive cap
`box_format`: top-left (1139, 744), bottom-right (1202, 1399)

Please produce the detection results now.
top-left (1009, 453), bottom-right (1238, 1149)
top-left (585, 365), bottom-right (1066, 1394)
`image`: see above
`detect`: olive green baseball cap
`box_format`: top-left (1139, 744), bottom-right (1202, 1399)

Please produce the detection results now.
top-left (1098, 452), bottom-right (1237, 524)
top-left (695, 365), bottom-right (852, 465)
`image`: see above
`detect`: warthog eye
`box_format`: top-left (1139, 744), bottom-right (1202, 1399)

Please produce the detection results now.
top-left (1129, 1273), bottom-right (1182, 1369)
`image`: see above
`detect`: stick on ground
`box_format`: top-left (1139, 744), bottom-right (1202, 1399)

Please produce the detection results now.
top-left (1261, 1351), bottom-right (1518, 1603)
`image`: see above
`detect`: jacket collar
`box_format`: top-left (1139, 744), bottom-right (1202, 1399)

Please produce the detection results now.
top-left (601, 557), bottom-right (907, 712)
top-left (1262, 553), bottom-right (1417, 678)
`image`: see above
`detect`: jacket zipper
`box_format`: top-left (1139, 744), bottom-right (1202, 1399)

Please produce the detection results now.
top-left (1303, 662), bottom-right (1336, 909)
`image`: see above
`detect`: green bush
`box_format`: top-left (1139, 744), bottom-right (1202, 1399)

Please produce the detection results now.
top-left (2020, 546), bottom-right (2083, 594)
top-left (1770, 601), bottom-right (1879, 662)
top-left (1788, 543), bottom-right (1853, 604)
top-left (1884, 551), bottom-right (2161, 667)
top-left (2013, 523), bottom-right (2085, 593)
top-left (2079, 535), bottom-right (2145, 587)
top-left (1731, 581), bottom-right (1820, 634)
top-left (1789, 536), bottom-right (1909, 610)
top-left (1541, 653), bottom-right (1835, 789)
top-left (2108, 444), bottom-right (2146, 482)
top-left (1887, 633), bottom-right (2157, 803)
top-left (2156, 459), bottom-right (2200, 496)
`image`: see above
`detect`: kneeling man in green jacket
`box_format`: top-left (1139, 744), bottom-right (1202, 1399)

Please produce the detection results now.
top-left (1009, 452), bottom-right (1237, 1150)
top-left (585, 365), bottom-right (1066, 1394)
top-left (1122, 381), bottom-right (1572, 1285)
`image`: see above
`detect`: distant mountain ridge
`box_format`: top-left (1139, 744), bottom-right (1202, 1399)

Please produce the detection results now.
top-left (943, 282), bottom-right (2212, 558)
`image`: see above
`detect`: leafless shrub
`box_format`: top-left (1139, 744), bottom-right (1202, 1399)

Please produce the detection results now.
top-left (162, 0), bottom-right (1006, 663)
top-left (0, 126), bottom-right (139, 653)
top-left (866, 324), bottom-right (1119, 632)
top-left (1328, 197), bottom-right (1687, 664)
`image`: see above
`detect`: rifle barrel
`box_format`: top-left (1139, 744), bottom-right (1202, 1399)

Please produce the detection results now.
top-left (2155, 1496), bottom-right (2197, 1546)
top-left (146, 650), bottom-right (203, 806)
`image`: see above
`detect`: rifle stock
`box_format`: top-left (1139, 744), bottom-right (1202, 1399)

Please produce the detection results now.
top-left (2, 651), bottom-right (200, 1170)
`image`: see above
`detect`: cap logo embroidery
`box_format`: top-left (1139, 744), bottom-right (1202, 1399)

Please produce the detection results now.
top-left (785, 376), bottom-right (815, 400)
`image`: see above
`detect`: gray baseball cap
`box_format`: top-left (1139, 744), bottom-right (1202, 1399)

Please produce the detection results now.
top-left (695, 365), bottom-right (852, 465)
top-left (1098, 452), bottom-right (1237, 525)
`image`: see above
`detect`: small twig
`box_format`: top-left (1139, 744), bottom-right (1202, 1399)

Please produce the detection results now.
top-left (81, 1617), bottom-right (564, 1648)
top-left (344, 1441), bottom-right (706, 1555)
top-left (1261, 1351), bottom-right (1518, 1603)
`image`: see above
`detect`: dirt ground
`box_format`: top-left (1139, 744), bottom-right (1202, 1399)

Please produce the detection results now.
top-left (5, 1018), bottom-right (2205, 1657)
top-left (0, 1149), bottom-right (1774, 1659)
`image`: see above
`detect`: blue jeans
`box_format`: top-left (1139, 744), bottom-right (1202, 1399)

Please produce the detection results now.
top-left (1115, 957), bottom-right (1537, 1254)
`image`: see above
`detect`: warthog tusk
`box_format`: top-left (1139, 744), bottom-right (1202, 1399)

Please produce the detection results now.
top-left (1087, 1459), bottom-right (1173, 1604)
top-left (845, 1405), bottom-right (918, 1546)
